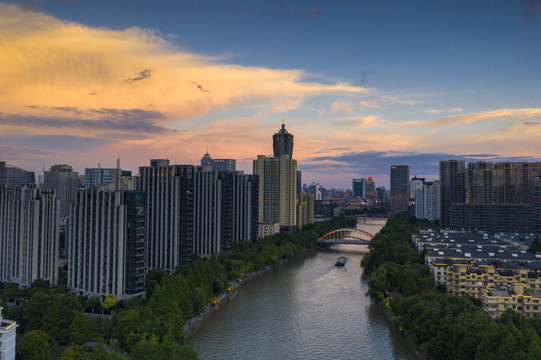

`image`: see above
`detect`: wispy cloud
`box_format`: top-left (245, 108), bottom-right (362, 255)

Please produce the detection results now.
top-left (331, 101), bottom-right (354, 114)
top-left (423, 107), bottom-right (463, 114)
top-left (402, 108), bottom-right (541, 128)
top-left (359, 101), bottom-right (382, 109)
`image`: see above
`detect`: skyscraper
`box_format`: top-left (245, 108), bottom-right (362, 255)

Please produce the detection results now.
top-left (253, 155), bottom-right (297, 228)
top-left (352, 178), bottom-right (365, 198)
top-left (0, 186), bottom-right (59, 287)
top-left (139, 160), bottom-right (195, 271)
top-left (255, 123), bottom-right (297, 229)
top-left (193, 170), bottom-right (258, 255)
top-left (409, 176), bottom-right (425, 200)
top-left (43, 164), bottom-right (79, 218)
top-left (273, 123), bottom-right (294, 157)
top-left (390, 165), bottom-right (409, 214)
top-left (365, 176), bottom-right (376, 197)
top-left (414, 181), bottom-right (440, 221)
top-left (67, 189), bottom-right (145, 299)
top-left (439, 160), bottom-right (466, 227)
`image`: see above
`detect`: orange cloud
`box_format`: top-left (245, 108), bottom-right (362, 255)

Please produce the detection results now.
top-left (0, 3), bottom-right (368, 136)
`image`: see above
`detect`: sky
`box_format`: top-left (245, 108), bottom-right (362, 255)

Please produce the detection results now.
top-left (1, 0), bottom-right (540, 188)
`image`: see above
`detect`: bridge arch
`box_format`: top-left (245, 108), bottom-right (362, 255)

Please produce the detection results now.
top-left (317, 228), bottom-right (374, 246)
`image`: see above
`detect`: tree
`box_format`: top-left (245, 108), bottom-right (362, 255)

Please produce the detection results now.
top-left (61, 345), bottom-right (89, 360)
top-left (85, 296), bottom-right (101, 313)
top-left (19, 329), bottom-right (50, 360)
top-left (68, 313), bottom-right (90, 345)
top-left (103, 294), bottom-right (117, 311)
top-left (529, 235), bottom-right (541, 254)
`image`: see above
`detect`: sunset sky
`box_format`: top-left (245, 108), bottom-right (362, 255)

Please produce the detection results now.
top-left (1, 0), bottom-right (540, 188)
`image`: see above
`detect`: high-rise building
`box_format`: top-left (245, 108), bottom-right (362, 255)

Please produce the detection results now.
top-left (439, 160), bottom-right (466, 227)
top-left (43, 164), bottom-right (79, 218)
top-left (297, 170), bottom-right (302, 198)
top-left (493, 162), bottom-right (541, 204)
top-left (139, 160), bottom-right (195, 271)
top-left (449, 161), bottom-right (541, 232)
top-left (409, 176), bottom-right (425, 199)
top-left (253, 154), bottom-right (297, 228)
top-left (0, 306), bottom-right (17, 360)
top-left (200, 152), bottom-right (236, 172)
top-left (0, 161), bottom-right (35, 187)
top-left (254, 124), bottom-right (297, 230)
top-left (390, 165), bottom-right (409, 214)
top-left (296, 191), bottom-right (314, 229)
top-left (0, 186), bottom-right (58, 287)
top-left (365, 176), bottom-right (376, 197)
top-left (85, 167), bottom-right (121, 190)
top-left (193, 170), bottom-right (258, 255)
top-left (534, 180), bottom-right (541, 232)
top-left (67, 189), bottom-right (145, 300)
top-left (414, 181), bottom-right (440, 221)
top-left (376, 186), bottom-right (387, 203)
top-left (273, 123), bottom-right (294, 157)
top-left (220, 171), bottom-right (258, 250)
top-left (352, 178), bottom-right (365, 198)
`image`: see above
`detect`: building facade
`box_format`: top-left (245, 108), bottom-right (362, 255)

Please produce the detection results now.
top-left (43, 164), bottom-right (79, 218)
top-left (139, 160), bottom-right (195, 271)
top-left (296, 191), bottom-right (315, 230)
top-left (200, 152), bottom-right (236, 172)
top-left (352, 178), bottom-right (365, 198)
top-left (0, 307), bottom-right (17, 360)
top-left (390, 165), bottom-right (409, 214)
top-left (0, 161), bottom-right (35, 187)
top-left (253, 154), bottom-right (297, 228)
top-left (439, 160), bottom-right (466, 227)
top-left (0, 186), bottom-right (58, 287)
top-left (414, 181), bottom-right (440, 221)
top-left (273, 123), bottom-right (294, 157)
top-left (442, 161), bottom-right (541, 231)
top-left (67, 189), bottom-right (145, 300)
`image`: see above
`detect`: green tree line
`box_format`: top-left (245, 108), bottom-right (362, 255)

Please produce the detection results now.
top-left (1, 216), bottom-right (355, 360)
top-left (362, 213), bottom-right (541, 360)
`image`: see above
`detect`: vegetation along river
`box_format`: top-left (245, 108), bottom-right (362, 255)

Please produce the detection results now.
top-left (188, 222), bottom-right (417, 360)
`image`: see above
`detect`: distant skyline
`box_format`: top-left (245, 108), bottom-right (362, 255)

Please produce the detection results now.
top-left (1, 0), bottom-right (540, 188)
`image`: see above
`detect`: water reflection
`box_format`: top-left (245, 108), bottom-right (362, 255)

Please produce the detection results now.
top-left (189, 237), bottom-right (416, 360)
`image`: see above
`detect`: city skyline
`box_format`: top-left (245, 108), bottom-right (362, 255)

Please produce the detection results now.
top-left (1, 1), bottom-right (540, 188)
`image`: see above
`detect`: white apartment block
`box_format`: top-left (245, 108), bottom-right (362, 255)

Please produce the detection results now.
top-left (0, 186), bottom-right (59, 287)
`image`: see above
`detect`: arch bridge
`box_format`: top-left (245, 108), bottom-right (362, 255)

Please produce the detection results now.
top-left (317, 228), bottom-right (374, 246)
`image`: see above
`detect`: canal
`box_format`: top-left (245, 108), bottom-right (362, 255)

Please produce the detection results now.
top-left (188, 222), bottom-right (417, 360)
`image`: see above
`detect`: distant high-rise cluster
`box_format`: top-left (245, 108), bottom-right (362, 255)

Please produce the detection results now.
top-left (439, 160), bottom-right (541, 232)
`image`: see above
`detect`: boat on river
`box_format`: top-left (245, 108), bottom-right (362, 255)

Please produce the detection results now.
top-left (335, 257), bottom-right (347, 266)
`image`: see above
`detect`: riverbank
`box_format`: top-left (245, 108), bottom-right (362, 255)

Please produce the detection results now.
top-left (183, 246), bottom-right (318, 341)
top-left (183, 264), bottom-right (274, 341)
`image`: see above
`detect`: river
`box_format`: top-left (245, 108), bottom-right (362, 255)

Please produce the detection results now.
top-left (188, 222), bottom-right (417, 360)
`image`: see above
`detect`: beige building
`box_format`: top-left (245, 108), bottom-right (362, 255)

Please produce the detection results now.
top-left (296, 191), bottom-right (314, 230)
top-left (253, 154), bottom-right (297, 228)
top-left (257, 222), bottom-right (280, 238)
top-left (484, 283), bottom-right (541, 318)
